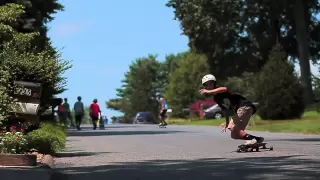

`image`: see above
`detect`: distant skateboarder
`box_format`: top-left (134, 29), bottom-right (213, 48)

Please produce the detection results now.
top-left (156, 92), bottom-right (168, 127)
top-left (199, 74), bottom-right (264, 145)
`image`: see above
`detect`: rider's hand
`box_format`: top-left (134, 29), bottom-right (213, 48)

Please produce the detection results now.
top-left (220, 123), bottom-right (226, 133)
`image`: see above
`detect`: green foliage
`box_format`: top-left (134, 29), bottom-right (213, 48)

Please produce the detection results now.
top-left (166, 0), bottom-right (262, 79)
top-left (0, 4), bottom-right (26, 125)
top-left (312, 73), bottom-right (320, 101)
top-left (108, 55), bottom-right (164, 123)
top-left (166, 0), bottom-right (319, 103)
top-left (0, 0), bottom-right (64, 54)
top-left (255, 44), bottom-right (305, 120)
top-left (126, 55), bottom-right (161, 122)
top-left (0, 4), bottom-right (71, 126)
top-left (160, 52), bottom-right (186, 93)
top-left (223, 72), bottom-right (257, 101)
top-left (106, 98), bottom-right (123, 111)
top-left (165, 51), bottom-right (209, 117)
top-left (26, 123), bottom-right (66, 155)
top-left (0, 126), bottom-right (28, 154)
top-left (110, 116), bottom-right (117, 123)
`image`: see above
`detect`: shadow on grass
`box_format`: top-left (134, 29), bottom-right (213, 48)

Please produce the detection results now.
top-left (55, 151), bottom-right (113, 158)
top-left (51, 155), bottom-right (320, 180)
top-left (67, 130), bottom-right (185, 137)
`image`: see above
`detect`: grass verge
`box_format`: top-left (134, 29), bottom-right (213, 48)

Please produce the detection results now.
top-left (167, 111), bottom-right (320, 134)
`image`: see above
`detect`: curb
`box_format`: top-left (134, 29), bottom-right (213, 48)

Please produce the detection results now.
top-left (0, 154), bottom-right (56, 180)
top-left (39, 155), bottom-right (54, 169)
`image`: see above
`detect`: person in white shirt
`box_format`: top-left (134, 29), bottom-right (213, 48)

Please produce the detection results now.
top-left (74, 96), bottom-right (85, 130)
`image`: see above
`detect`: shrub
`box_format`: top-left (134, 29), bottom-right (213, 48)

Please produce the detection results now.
top-left (255, 44), bottom-right (305, 120)
top-left (26, 123), bottom-right (66, 155)
top-left (223, 72), bottom-right (257, 101)
top-left (0, 4), bottom-right (71, 129)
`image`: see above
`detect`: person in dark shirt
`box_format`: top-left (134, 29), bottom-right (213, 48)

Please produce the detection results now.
top-left (199, 74), bottom-right (264, 145)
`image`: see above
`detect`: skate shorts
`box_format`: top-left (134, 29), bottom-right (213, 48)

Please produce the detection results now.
top-left (227, 106), bottom-right (253, 131)
top-left (160, 109), bottom-right (167, 118)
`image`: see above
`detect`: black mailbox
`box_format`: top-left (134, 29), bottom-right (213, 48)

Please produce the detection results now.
top-left (51, 98), bottom-right (63, 108)
top-left (13, 81), bottom-right (42, 99)
top-left (11, 81), bottom-right (42, 115)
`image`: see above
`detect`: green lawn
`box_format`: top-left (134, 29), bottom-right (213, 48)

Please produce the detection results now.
top-left (167, 111), bottom-right (320, 134)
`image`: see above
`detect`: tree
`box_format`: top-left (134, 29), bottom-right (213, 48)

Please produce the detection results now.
top-left (0, 4), bottom-right (71, 127)
top-left (166, 0), bottom-right (320, 104)
top-left (255, 44), bottom-right (305, 120)
top-left (159, 52), bottom-right (186, 95)
top-left (107, 55), bottom-right (164, 123)
top-left (166, 0), bottom-right (262, 80)
top-left (165, 51), bottom-right (209, 117)
top-left (0, 0), bottom-right (64, 54)
top-left (223, 72), bottom-right (257, 101)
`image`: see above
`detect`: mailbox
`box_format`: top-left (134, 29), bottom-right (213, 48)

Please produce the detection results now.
top-left (10, 81), bottom-right (42, 115)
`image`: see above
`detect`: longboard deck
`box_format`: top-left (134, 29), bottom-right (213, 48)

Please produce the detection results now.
top-left (237, 142), bottom-right (273, 153)
top-left (238, 142), bottom-right (267, 148)
top-left (158, 125), bottom-right (167, 128)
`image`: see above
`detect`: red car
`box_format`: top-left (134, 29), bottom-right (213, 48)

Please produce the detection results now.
top-left (189, 99), bottom-right (216, 118)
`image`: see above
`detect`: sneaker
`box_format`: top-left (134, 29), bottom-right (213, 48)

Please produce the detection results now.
top-left (244, 139), bottom-right (257, 145)
top-left (158, 123), bottom-right (163, 126)
top-left (257, 137), bottom-right (264, 143)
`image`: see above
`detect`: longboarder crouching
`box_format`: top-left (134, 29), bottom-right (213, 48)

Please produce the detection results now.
top-left (199, 74), bottom-right (264, 145)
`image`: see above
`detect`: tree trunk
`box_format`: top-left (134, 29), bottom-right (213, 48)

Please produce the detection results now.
top-left (293, 0), bottom-right (314, 105)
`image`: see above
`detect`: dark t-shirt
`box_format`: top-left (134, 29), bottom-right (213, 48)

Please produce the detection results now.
top-left (213, 91), bottom-right (256, 114)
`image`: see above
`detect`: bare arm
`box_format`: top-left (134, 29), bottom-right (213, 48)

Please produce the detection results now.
top-left (207, 87), bottom-right (228, 94)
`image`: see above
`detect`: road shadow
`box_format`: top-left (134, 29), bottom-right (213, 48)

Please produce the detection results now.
top-left (52, 155), bottom-right (320, 180)
top-left (77, 125), bottom-right (142, 130)
top-left (55, 151), bottom-right (113, 158)
top-left (67, 130), bottom-right (185, 137)
top-left (270, 138), bottom-right (320, 142)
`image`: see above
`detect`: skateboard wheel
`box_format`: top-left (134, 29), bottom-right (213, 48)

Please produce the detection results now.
top-left (256, 148), bottom-right (259, 151)
top-left (250, 148), bottom-right (254, 152)
top-left (270, 146), bottom-right (273, 150)
top-left (237, 149), bottom-right (241, 152)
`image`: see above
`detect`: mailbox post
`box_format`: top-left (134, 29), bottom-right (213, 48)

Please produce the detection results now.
top-left (50, 98), bottom-right (63, 123)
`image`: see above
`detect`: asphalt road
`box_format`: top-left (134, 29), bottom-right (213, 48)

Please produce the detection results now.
top-left (53, 124), bottom-right (320, 180)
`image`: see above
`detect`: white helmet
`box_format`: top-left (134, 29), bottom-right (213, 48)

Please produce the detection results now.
top-left (202, 74), bottom-right (216, 85)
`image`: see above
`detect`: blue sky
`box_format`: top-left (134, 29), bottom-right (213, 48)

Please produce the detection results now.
top-left (47, 0), bottom-right (319, 117)
top-left (47, 0), bottom-right (189, 117)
